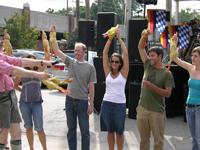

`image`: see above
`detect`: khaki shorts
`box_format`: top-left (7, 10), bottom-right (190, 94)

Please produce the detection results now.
top-left (0, 90), bottom-right (21, 129)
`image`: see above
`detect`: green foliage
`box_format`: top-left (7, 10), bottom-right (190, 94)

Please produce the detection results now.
top-left (46, 0), bottom-right (143, 24)
top-left (63, 31), bottom-right (68, 41)
top-left (0, 27), bottom-right (4, 35)
top-left (172, 7), bottom-right (200, 24)
top-left (90, 3), bottom-right (98, 20)
top-left (3, 10), bottom-right (40, 49)
top-left (66, 28), bottom-right (78, 49)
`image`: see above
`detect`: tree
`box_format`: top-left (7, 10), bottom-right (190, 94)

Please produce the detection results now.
top-left (46, 0), bottom-right (143, 24)
top-left (3, 10), bottom-right (40, 49)
top-left (172, 7), bottom-right (200, 24)
top-left (67, 28), bottom-right (78, 49)
top-left (90, 3), bottom-right (98, 20)
top-left (63, 31), bottom-right (69, 41)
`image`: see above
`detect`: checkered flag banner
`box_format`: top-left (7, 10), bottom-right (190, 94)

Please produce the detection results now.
top-left (156, 11), bottom-right (166, 35)
top-left (178, 25), bottom-right (189, 49)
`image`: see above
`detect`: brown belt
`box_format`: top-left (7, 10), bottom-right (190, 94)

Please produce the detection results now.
top-left (186, 104), bottom-right (200, 108)
top-left (66, 95), bottom-right (75, 100)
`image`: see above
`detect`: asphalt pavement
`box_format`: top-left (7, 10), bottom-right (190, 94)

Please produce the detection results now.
top-left (13, 89), bottom-right (192, 150)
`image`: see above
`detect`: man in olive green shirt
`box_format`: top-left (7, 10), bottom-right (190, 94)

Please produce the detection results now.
top-left (136, 29), bottom-right (175, 150)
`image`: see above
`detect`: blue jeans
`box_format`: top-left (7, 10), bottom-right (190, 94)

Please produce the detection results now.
top-left (186, 106), bottom-right (200, 150)
top-left (65, 97), bottom-right (89, 150)
top-left (19, 101), bottom-right (43, 131)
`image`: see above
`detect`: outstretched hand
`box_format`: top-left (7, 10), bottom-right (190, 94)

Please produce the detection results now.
top-left (37, 72), bottom-right (52, 80)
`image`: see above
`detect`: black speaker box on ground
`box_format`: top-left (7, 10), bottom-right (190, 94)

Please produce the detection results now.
top-left (93, 57), bottom-right (105, 83)
top-left (128, 19), bottom-right (148, 64)
top-left (78, 21), bottom-right (94, 47)
top-left (94, 83), bottom-right (105, 114)
top-left (97, 12), bottom-right (117, 56)
top-left (128, 82), bottom-right (141, 119)
top-left (183, 85), bottom-right (189, 122)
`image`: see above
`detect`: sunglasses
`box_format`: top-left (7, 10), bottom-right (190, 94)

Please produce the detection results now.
top-left (111, 60), bottom-right (120, 64)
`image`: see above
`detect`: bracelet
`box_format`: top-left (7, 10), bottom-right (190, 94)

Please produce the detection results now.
top-left (143, 34), bottom-right (148, 38)
top-left (41, 61), bottom-right (43, 66)
top-left (119, 39), bottom-right (123, 43)
top-left (107, 41), bottom-right (111, 45)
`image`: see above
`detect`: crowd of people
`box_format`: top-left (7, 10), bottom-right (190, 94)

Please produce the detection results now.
top-left (0, 21), bottom-right (200, 150)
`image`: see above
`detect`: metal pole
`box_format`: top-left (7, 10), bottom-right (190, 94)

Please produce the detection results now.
top-left (144, 4), bottom-right (146, 18)
top-left (98, 0), bottom-right (102, 12)
top-left (126, 0), bottom-right (132, 47)
top-left (67, 0), bottom-right (68, 16)
top-left (85, 0), bottom-right (90, 20)
top-left (175, 0), bottom-right (179, 24)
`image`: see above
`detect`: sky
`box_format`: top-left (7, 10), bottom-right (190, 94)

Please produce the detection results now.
top-left (0, 0), bottom-right (200, 15)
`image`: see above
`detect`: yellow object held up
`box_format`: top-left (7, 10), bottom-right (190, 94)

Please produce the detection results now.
top-left (4, 29), bottom-right (12, 56)
top-left (42, 30), bottom-right (50, 61)
top-left (102, 24), bottom-right (120, 39)
top-left (167, 40), bottom-right (178, 72)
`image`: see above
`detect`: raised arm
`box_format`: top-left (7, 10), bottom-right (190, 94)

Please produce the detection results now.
top-left (102, 36), bottom-right (115, 77)
top-left (116, 28), bottom-right (129, 79)
top-left (171, 34), bottom-right (193, 72)
top-left (21, 58), bottom-right (52, 68)
top-left (54, 42), bottom-right (66, 63)
top-left (11, 66), bottom-right (51, 80)
top-left (138, 29), bottom-right (152, 63)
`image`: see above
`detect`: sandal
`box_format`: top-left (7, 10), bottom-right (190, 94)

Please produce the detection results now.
top-left (4, 147), bottom-right (10, 150)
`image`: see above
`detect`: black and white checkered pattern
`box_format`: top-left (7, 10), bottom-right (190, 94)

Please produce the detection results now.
top-left (156, 11), bottom-right (166, 35)
top-left (178, 25), bottom-right (189, 49)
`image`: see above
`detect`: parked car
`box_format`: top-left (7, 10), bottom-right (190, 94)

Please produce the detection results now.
top-left (10, 49), bottom-right (56, 88)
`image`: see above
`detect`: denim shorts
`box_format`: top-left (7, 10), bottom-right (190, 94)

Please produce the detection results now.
top-left (19, 101), bottom-right (43, 131)
top-left (100, 101), bottom-right (126, 135)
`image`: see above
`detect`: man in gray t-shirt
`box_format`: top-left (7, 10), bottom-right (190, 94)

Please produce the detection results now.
top-left (53, 26), bottom-right (96, 150)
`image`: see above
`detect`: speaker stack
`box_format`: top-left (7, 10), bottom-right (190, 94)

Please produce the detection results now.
top-left (93, 12), bottom-right (118, 114)
top-left (97, 12), bottom-right (117, 57)
top-left (78, 20), bottom-right (95, 47)
top-left (94, 83), bottom-right (106, 114)
top-left (183, 85), bottom-right (189, 122)
top-left (128, 82), bottom-right (141, 119)
top-left (128, 19), bottom-right (148, 64)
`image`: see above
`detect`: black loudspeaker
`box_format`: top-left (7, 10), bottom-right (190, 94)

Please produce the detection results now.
top-left (94, 83), bottom-right (105, 114)
top-left (128, 19), bottom-right (148, 64)
top-left (166, 11), bottom-right (170, 22)
top-left (183, 85), bottom-right (189, 122)
top-left (128, 82), bottom-right (141, 119)
top-left (78, 21), bottom-right (94, 47)
top-left (97, 12), bottom-right (117, 56)
top-left (93, 57), bottom-right (105, 83)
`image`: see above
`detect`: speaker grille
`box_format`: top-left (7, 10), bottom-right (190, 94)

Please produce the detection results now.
top-left (78, 21), bottom-right (94, 47)
top-left (128, 19), bottom-right (148, 64)
top-left (97, 12), bottom-right (117, 56)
